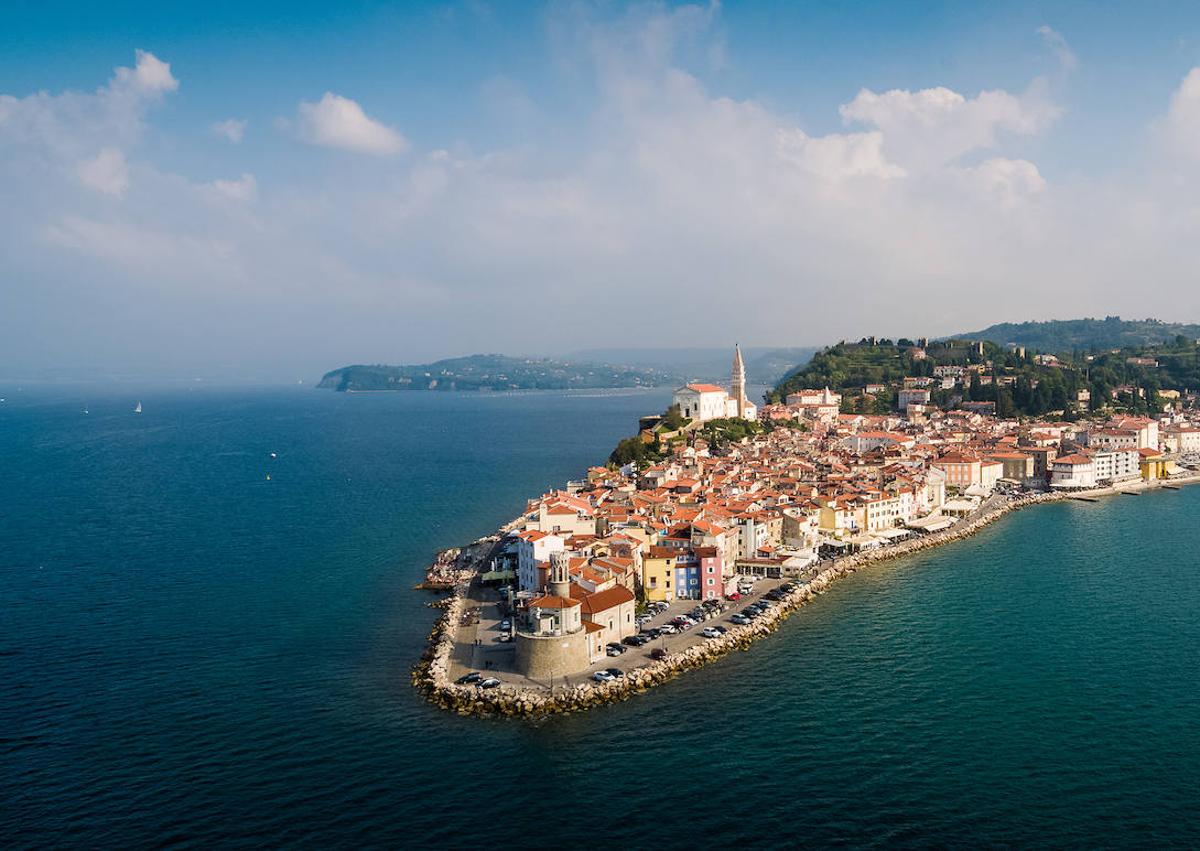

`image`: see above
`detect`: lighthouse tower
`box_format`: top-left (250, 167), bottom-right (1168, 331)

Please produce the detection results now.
top-left (548, 550), bottom-right (571, 598)
top-left (731, 343), bottom-right (747, 419)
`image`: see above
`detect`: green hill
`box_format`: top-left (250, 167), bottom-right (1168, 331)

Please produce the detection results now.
top-left (954, 317), bottom-right (1200, 354)
top-left (772, 333), bottom-right (1200, 417)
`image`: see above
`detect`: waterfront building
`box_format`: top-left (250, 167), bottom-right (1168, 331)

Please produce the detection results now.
top-left (696, 546), bottom-right (723, 600)
top-left (1050, 454), bottom-right (1096, 489)
top-left (642, 547), bottom-right (676, 602)
top-left (1091, 448), bottom-right (1141, 483)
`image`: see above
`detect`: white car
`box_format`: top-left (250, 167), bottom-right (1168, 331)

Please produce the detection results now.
top-left (701, 627), bottom-right (721, 639)
top-left (658, 624), bottom-right (678, 635)
top-left (592, 670), bottom-right (616, 683)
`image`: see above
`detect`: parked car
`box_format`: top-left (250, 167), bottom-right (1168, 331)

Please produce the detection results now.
top-left (456, 672), bottom-right (482, 685)
top-left (642, 627), bottom-right (662, 638)
top-left (650, 648), bottom-right (668, 661)
top-left (658, 624), bottom-right (678, 635)
top-left (726, 592), bottom-right (741, 601)
top-left (606, 641), bottom-right (626, 653)
top-left (605, 668), bottom-right (625, 679)
top-left (494, 633), bottom-right (513, 643)
top-left (592, 670), bottom-right (615, 683)
top-left (730, 614), bottom-right (751, 625)
top-left (623, 635), bottom-right (644, 646)
top-left (714, 625), bottom-right (728, 634)
top-left (701, 627), bottom-right (721, 639)
top-left (479, 678), bottom-right (501, 689)
top-left (498, 619), bottom-right (511, 631)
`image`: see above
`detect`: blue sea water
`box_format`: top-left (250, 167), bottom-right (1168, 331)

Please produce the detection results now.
top-left (2, 384), bottom-right (1199, 848)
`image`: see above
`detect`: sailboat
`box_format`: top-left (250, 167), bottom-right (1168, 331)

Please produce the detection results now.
top-left (134, 401), bottom-right (142, 414)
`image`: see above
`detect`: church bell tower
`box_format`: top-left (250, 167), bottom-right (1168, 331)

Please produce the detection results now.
top-left (731, 343), bottom-right (747, 419)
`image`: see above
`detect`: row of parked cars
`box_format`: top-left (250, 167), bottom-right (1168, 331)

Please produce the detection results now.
top-left (455, 671), bottom-right (501, 689)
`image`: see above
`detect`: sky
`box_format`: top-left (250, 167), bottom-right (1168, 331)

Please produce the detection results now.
top-left (4, 1), bottom-right (1200, 381)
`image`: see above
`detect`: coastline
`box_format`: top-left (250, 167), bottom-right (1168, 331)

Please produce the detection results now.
top-left (412, 472), bottom-right (1200, 719)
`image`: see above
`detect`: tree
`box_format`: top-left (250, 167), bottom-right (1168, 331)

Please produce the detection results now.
top-left (662, 404), bottom-right (686, 430)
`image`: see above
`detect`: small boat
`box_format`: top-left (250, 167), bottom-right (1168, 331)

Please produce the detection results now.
top-left (83, 407), bottom-right (89, 415)
top-left (134, 401), bottom-right (142, 414)
top-left (269, 452), bottom-right (277, 459)
top-left (266, 474), bottom-right (271, 481)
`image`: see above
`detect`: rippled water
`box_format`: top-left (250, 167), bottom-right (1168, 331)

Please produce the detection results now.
top-left (3, 384), bottom-right (1199, 848)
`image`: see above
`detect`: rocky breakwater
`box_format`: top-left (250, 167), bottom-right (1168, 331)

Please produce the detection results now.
top-left (414, 494), bottom-right (1066, 719)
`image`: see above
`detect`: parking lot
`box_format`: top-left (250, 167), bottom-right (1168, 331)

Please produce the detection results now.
top-left (445, 568), bottom-right (822, 690)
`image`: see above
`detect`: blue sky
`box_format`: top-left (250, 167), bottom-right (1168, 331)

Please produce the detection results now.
top-left (4, 1), bottom-right (1200, 379)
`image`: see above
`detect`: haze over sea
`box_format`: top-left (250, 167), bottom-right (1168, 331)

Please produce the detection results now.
top-left (3, 384), bottom-right (1199, 848)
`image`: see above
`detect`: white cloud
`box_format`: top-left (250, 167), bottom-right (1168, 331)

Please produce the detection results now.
top-left (1163, 67), bottom-right (1200, 160)
top-left (295, 92), bottom-right (407, 154)
top-left (777, 128), bottom-right (906, 180)
top-left (206, 173), bottom-right (257, 202)
top-left (1037, 25), bottom-right (1078, 71)
top-left (77, 147), bottom-right (130, 197)
top-left (112, 49), bottom-right (179, 95)
top-left (958, 158), bottom-right (1046, 207)
top-left (211, 118), bottom-right (247, 143)
top-left (839, 83), bottom-right (1059, 170)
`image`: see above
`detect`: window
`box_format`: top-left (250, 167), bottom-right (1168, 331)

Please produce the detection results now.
top-left (707, 578), bottom-right (714, 586)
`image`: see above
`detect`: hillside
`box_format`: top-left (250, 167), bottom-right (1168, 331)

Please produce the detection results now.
top-left (772, 334), bottom-right (1200, 417)
top-left (318, 354), bottom-right (682, 392)
top-left (954, 317), bottom-right (1200, 354)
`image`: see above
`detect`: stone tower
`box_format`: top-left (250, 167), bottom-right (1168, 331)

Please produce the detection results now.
top-left (731, 343), bottom-right (747, 419)
top-left (548, 550), bottom-right (571, 598)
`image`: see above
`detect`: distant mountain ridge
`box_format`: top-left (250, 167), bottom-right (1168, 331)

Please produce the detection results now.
top-left (569, 346), bottom-right (818, 385)
top-left (953, 317), bottom-right (1200, 353)
top-left (318, 354), bottom-right (684, 392)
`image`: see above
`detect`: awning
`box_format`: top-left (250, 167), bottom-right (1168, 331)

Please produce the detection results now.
top-left (907, 514), bottom-right (954, 532)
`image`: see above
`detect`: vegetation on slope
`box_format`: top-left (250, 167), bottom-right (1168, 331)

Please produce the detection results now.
top-left (955, 316), bottom-right (1200, 354)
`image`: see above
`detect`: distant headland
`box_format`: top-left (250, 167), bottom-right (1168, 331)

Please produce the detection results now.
top-left (317, 348), bottom-right (817, 393)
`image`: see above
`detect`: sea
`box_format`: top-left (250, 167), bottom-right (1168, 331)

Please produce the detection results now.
top-left (2, 383), bottom-right (1199, 848)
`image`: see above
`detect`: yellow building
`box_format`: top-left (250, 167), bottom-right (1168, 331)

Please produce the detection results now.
top-left (641, 547), bottom-right (676, 602)
top-left (1139, 448), bottom-right (1176, 481)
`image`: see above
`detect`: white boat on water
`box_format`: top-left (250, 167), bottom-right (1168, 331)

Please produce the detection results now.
top-left (134, 401), bottom-right (142, 414)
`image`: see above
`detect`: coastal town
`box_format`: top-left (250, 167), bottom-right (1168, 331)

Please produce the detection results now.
top-left (416, 341), bottom-right (1200, 716)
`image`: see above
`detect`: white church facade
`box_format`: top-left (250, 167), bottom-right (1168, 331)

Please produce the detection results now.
top-left (672, 345), bottom-right (757, 423)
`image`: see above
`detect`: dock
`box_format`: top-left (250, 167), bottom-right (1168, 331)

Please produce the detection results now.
top-left (1070, 495), bottom-right (1099, 502)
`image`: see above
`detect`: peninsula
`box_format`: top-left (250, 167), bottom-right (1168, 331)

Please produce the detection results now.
top-left (413, 331), bottom-right (1200, 718)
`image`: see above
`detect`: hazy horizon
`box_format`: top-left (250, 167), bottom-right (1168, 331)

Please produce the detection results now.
top-left (6, 2), bottom-right (1200, 380)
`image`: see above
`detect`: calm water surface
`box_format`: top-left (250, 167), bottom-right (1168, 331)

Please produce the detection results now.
top-left (2, 384), bottom-right (1199, 848)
